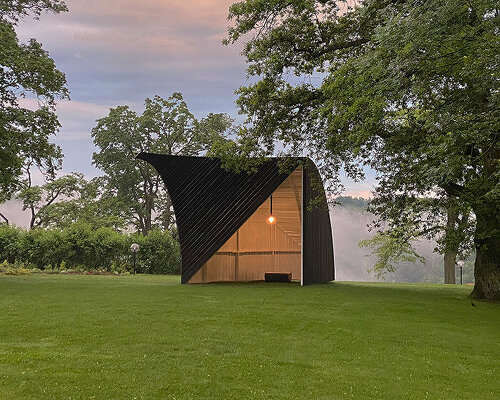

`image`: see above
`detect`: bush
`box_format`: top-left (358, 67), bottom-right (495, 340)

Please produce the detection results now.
top-left (0, 260), bottom-right (31, 275)
top-left (130, 229), bottom-right (180, 274)
top-left (0, 225), bottom-right (22, 263)
top-left (0, 223), bottom-right (180, 274)
top-left (20, 228), bottom-right (68, 269)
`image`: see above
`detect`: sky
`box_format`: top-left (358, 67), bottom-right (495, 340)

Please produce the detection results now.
top-left (16, 0), bottom-right (375, 197)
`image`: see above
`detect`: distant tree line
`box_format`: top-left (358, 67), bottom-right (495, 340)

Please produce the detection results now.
top-left (335, 196), bottom-right (370, 210)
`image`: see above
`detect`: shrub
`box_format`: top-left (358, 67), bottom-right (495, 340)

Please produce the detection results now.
top-left (20, 228), bottom-right (68, 269)
top-left (0, 225), bottom-right (22, 263)
top-left (0, 260), bottom-right (31, 275)
top-left (129, 229), bottom-right (180, 274)
top-left (0, 223), bottom-right (180, 274)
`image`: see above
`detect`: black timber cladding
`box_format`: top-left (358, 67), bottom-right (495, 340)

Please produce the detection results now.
top-left (302, 162), bottom-right (335, 285)
top-left (136, 153), bottom-right (334, 285)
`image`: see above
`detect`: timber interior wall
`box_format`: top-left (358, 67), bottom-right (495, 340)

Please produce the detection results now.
top-left (189, 167), bottom-right (302, 283)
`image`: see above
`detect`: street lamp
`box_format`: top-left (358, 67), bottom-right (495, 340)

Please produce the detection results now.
top-left (457, 260), bottom-right (464, 285)
top-left (130, 243), bottom-right (139, 275)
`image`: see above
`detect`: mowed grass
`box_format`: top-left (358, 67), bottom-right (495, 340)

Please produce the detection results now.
top-left (0, 275), bottom-right (498, 400)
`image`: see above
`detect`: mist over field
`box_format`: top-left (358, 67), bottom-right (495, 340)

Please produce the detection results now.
top-left (331, 204), bottom-right (474, 284)
top-left (330, 205), bottom-right (440, 283)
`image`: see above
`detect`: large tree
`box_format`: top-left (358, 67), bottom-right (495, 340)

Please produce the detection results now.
top-left (0, 0), bottom-right (69, 196)
top-left (223, 0), bottom-right (499, 299)
top-left (92, 93), bottom-right (232, 234)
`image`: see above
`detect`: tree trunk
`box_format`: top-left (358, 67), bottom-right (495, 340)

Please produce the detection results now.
top-left (444, 207), bottom-right (457, 284)
top-left (144, 196), bottom-right (153, 235)
top-left (469, 207), bottom-right (500, 300)
top-left (162, 193), bottom-right (173, 231)
top-left (29, 206), bottom-right (36, 229)
top-left (444, 250), bottom-right (457, 284)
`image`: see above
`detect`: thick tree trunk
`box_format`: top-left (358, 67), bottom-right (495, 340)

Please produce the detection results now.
top-left (469, 208), bottom-right (500, 300)
top-left (444, 251), bottom-right (457, 284)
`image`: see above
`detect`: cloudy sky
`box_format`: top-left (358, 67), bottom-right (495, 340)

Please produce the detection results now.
top-left (16, 0), bottom-right (375, 197)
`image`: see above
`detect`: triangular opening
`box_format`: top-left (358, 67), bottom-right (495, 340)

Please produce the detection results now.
top-left (188, 166), bottom-right (303, 283)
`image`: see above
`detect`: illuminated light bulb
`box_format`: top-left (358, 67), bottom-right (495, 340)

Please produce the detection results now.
top-left (267, 215), bottom-right (276, 225)
top-left (266, 195), bottom-right (276, 225)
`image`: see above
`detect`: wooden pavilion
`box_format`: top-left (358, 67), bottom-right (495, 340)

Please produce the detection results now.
top-left (137, 153), bottom-right (334, 285)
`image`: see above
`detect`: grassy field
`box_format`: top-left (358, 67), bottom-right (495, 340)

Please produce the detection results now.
top-left (0, 275), bottom-right (498, 399)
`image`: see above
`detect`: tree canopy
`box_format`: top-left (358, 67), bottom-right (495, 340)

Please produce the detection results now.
top-left (224, 0), bottom-right (499, 299)
top-left (92, 93), bottom-right (233, 234)
top-left (0, 0), bottom-right (69, 196)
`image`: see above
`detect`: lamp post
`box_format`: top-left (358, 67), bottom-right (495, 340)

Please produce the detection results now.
top-left (130, 243), bottom-right (139, 275)
top-left (457, 260), bottom-right (464, 285)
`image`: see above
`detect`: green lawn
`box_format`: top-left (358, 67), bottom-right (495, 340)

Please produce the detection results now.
top-left (0, 275), bottom-right (498, 399)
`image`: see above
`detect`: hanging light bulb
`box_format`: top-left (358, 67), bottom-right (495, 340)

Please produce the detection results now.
top-left (266, 195), bottom-right (276, 225)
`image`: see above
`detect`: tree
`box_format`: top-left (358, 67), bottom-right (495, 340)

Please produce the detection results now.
top-left (224, 0), bottom-right (499, 299)
top-left (0, 0), bottom-right (69, 196)
top-left (92, 93), bottom-right (232, 234)
top-left (17, 169), bottom-right (83, 228)
top-left (35, 176), bottom-right (127, 230)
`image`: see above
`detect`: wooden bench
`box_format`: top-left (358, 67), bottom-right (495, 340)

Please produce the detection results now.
top-left (265, 272), bottom-right (292, 282)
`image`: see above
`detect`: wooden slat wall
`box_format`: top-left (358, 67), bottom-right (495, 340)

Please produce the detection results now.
top-left (190, 167), bottom-right (302, 283)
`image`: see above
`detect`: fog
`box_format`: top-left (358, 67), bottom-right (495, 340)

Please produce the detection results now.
top-left (331, 205), bottom-right (449, 283)
top-left (330, 206), bottom-right (378, 281)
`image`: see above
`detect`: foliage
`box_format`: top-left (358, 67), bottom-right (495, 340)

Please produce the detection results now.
top-left (0, 260), bottom-right (30, 275)
top-left (224, 0), bottom-right (500, 299)
top-left (0, 0), bottom-right (68, 196)
top-left (16, 171), bottom-right (84, 228)
top-left (35, 176), bottom-right (127, 230)
top-left (0, 276), bottom-right (498, 399)
top-left (129, 229), bottom-right (180, 274)
top-left (335, 196), bottom-right (370, 210)
top-left (92, 92), bottom-right (233, 234)
top-left (0, 223), bottom-right (21, 262)
top-left (0, 223), bottom-right (180, 273)
top-left (1, 173), bottom-right (124, 231)
top-left (361, 195), bottom-right (475, 281)
top-left (359, 224), bottom-right (426, 278)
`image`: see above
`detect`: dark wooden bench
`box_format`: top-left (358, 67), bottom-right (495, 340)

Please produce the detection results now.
top-left (265, 272), bottom-right (292, 282)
